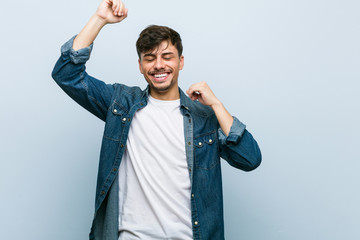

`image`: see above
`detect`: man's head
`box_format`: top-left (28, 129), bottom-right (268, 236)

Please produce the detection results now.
top-left (136, 25), bottom-right (184, 100)
top-left (136, 25), bottom-right (183, 59)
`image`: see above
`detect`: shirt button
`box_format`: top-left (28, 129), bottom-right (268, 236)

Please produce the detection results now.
top-left (113, 109), bottom-right (117, 113)
top-left (198, 142), bottom-right (202, 146)
top-left (194, 221), bottom-right (198, 225)
top-left (188, 142), bottom-right (191, 145)
top-left (122, 117), bottom-right (126, 122)
top-left (120, 144), bottom-right (124, 148)
top-left (209, 139), bottom-right (213, 143)
top-left (128, 118), bottom-right (131, 121)
top-left (191, 193), bottom-right (194, 198)
top-left (113, 168), bottom-right (117, 172)
top-left (101, 191), bottom-right (105, 195)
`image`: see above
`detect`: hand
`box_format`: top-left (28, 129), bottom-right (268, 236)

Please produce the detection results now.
top-left (186, 81), bottom-right (221, 107)
top-left (96, 0), bottom-right (128, 24)
top-left (188, 81), bottom-right (233, 135)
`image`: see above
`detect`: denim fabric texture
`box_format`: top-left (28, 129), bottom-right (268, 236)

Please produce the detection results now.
top-left (52, 36), bottom-right (262, 240)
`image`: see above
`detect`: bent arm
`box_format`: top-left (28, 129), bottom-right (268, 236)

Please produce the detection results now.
top-left (186, 81), bottom-right (233, 135)
top-left (218, 117), bottom-right (262, 171)
top-left (187, 81), bottom-right (262, 171)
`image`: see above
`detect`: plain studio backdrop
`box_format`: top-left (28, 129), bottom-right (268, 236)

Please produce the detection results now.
top-left (0, 0), bottom-right (359, 239)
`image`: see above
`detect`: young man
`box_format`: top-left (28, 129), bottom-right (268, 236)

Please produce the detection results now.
top-left (52, 0), bottom-right (261, 239)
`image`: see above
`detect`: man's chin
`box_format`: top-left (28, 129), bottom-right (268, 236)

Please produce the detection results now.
top-left (150, 79), bottom-right (180, 95)
top-left (150, 84), bottom-right (172, 93)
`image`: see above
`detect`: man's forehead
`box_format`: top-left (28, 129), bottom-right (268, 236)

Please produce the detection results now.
top-left (142, 41), bottom-right (176, 56)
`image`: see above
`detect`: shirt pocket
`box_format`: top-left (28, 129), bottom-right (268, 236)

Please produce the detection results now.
top-left (103, 101), bottom-right (129, 141)
top-left (194, 130), bottom-right (220, 170)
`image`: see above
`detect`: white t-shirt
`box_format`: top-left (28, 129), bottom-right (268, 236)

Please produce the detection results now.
top-left (118, 95), bottom-right (193, 240)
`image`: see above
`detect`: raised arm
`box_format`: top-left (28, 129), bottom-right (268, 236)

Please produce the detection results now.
top-left (73, 0), bottom-right (128, 50)
top-left (51, 0), bottom-right (128, 121)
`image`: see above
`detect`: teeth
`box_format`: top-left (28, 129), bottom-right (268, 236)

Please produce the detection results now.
top-left (154, 73), bottom-right (167, 78)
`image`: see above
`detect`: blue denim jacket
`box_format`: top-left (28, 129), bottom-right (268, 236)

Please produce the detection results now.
top-left (52, 36), bottom-right (262, 240)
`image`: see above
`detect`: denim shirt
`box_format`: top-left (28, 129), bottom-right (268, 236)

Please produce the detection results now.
top-left (52, 36), bottom-right (262, 240)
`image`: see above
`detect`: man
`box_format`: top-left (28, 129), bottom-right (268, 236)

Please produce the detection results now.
top-left (52, 0), bottom-right (261, 239)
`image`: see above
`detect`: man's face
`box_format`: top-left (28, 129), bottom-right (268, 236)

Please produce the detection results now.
top-left (138, 40), bottom-right (184, 99)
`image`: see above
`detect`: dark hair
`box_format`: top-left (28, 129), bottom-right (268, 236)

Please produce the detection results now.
top-left (136, 25), bottom-right (183, 59)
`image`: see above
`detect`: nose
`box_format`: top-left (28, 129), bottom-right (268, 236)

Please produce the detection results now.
top-left (154, 58), bottom-right (165, 70)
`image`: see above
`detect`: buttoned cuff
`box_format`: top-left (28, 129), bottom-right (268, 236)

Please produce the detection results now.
top-left (218, 117), bottom-right (246, 145)
top-left (60, 35), bottom-right (93, 64)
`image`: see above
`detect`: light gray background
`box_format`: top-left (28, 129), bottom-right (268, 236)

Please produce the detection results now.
top-left (0, 0), bottom-right (359, 239)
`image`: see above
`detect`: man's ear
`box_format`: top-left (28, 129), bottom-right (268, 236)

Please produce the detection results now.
top-left (179, 55), bottom-right (184, 70)
top-left (138, 59), bottom-right (144, 74)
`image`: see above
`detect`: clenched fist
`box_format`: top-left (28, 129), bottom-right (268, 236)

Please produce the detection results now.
top-left (186, 81), bottom-right (221, 107)
top-left (96, 0), bottom-right (128, 24)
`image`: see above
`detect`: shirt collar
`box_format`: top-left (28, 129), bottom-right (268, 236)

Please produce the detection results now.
top-left (142, 85), bottom-right (192, 114)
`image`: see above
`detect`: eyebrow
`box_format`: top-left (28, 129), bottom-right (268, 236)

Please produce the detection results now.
top-left (143, 52), bottom-right (175, 58)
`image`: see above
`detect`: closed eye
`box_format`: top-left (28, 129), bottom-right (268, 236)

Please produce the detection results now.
top-left (144, 57), bottom-right (155, 62)
top-left (162, 52), bottom-right (175, 60)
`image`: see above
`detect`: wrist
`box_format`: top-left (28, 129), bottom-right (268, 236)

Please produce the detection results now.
top-left (91, 14), bottom-right (108, 28)
top-left (210, 100), bottom-right (223, 110)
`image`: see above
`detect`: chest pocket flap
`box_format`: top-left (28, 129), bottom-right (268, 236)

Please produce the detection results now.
top-left (104, 101), bottom-right (129, 141)
top-left (194, 131), bottom-right (219, 170)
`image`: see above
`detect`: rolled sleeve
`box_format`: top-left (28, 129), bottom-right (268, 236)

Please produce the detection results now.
top-left (218, 117), bottom-right (246, 145)
top-left (60, 35), bottom-right (94, 64)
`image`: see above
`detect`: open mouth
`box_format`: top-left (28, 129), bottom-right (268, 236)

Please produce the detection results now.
top-left (150, 71), bottom-right (171, 82)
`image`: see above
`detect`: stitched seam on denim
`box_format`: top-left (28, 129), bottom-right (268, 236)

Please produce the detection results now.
top-left (184, 98), bottom-right (215, 118)
top-left (97, 137), bottom-right (126, 207)
top-left (80, 74), bottom-right (106, 112)
top-left (194, 130), bottom-right (219, 170)
top-left (88, 95), bottom-right (107, 113)
top-left (106, 116), bottom-right (128, 210)
top-left (107, 84), bottom-right (120, 113)
top-left (113, 100), bottom-right (128, 113)
top-left (114, 120), bottom-right (127, 161)
top-left (194, 129), bottom-right (217, 139)
top-left (194, 144), bottom-right (220, 170)
top-left (78, 74), bottom-right (108, 113)
top-left (103, 135), bottom-right (121, 141)
top-left (98, 168), bottom-right (116, 208)
top-left (191, 110), bottom-right (215, 118)
top-left (187, 104), bottom-right (215, 117)
top-left (122, 85), bottom-right (143, 97)
top-left (192, 194), bottom-right (202, 240)
top-left (122, 87), bottom-right (138, 97)
top-left (195, 157), bottom-right (220, 170)
top-left (185, 113), bottom-right (194, 184)
top-left (238, 144), bottom-right (258, 164)
top-left (226, 144), bottom-right (257, 168)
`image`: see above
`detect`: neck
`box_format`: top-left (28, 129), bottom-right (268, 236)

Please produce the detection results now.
top-left (149, 87), bottom-right (180, 100)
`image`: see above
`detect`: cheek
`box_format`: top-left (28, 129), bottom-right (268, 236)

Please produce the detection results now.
top-left (139, 62), bottom-right (151, 74)
top-left (140, 66), bottom-right (149, 75)
top-left (170, 62), bottom-right (181, 70)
